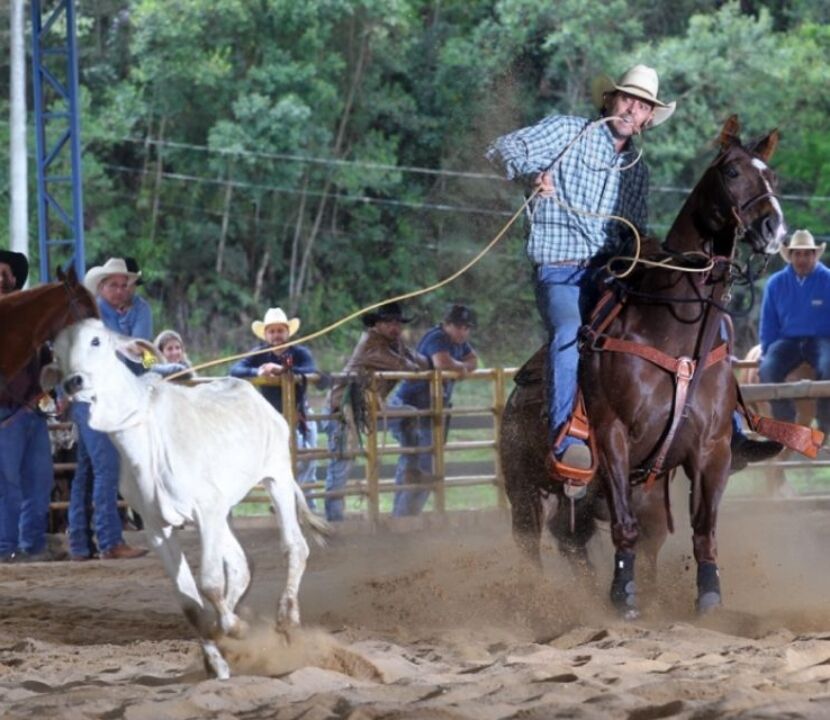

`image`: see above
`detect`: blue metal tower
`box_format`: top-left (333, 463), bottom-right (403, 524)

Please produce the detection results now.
top-left (30, 0), bottom-right (85, 282)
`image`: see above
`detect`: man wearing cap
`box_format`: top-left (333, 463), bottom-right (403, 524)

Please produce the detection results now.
top-left (0, 250), bottom-right (56, 562)
top-left (324, 302), bottom-right (429, 521)
top-left (486, 64), bottom-right (676, 473)
top-left (66, 257), bottom-right (151, 560)
top-left (230, 307), bottom-right (319, 507)
top-left (389, 304), bottom-right (479, 516)
top-left (759, 229), bottom-right (830, 435)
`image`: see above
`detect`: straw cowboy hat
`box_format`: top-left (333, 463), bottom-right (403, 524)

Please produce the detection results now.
top-left (591, 64), bottom-right (676, 128)
top-left (251, 307), bottom-right (300, 340)
top-left (83, 257), bottom-right (140, 295)
top-left (0, 249), bottom-right (29, 290)
top-left (780, 229), bottom-right (826, 262)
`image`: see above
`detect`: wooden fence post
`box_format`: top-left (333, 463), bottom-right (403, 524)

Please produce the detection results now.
top-left (493, 367), bottom-right (507, 509)
top-left (431, 368), bottom-right (446, 516)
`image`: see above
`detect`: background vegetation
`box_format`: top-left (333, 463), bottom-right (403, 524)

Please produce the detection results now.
top-left (1, 0), bottom-right (829, 370)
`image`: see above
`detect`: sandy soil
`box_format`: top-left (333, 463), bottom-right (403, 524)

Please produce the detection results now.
top-left (3, 496), bottom-right (830, 719)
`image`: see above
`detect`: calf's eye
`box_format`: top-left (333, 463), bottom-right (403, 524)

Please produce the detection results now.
top-left (91, 337), bottom-right (100, 347)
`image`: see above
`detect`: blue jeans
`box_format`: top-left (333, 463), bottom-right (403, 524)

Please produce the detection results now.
top-left (69, 402), bottom-right (124, 556)
top-left (324, 417), bottom-right (352, 521)
top-left (0, 409), bottom-right (54, 556)
top-left (759, 337), bottom-right (830, 431)
top-left (295, 420), bottom-right (318, 511)
top-left (387, 395), bottom-right (433, 517)
top-left (534, 264), bottom-right (591, 452)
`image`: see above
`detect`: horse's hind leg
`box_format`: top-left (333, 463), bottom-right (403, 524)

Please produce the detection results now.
top-left (507, 483), bottom-right (545, 568)
top-left (547, 488), bottom-right (598, 580)
top-left (262, 475), bottom-right (310, 626)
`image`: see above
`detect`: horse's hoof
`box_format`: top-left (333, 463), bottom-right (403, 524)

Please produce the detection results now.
top-left (621, 606), bottom-right (641, 621)
top-left (696, 591), bottom-right (722, 614)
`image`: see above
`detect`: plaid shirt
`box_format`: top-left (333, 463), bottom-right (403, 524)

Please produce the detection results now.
top-left (486, 115), bottom-right (649, 265)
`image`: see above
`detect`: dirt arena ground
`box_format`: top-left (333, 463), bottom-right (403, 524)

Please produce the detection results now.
top-left (3, 496), bottom-right (830, 719)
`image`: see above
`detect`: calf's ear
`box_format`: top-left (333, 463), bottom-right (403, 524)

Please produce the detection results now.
top-left (117, 339), bottom-right (164, 368)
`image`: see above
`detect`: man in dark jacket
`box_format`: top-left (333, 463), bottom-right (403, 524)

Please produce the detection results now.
top-left (324, 302), bottom-right (428, 521)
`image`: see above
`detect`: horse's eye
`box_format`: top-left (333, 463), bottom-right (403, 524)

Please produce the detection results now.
top-left (91, 337), bottom-right (100, 347)
top-left (723, 165), bottom-right (740, 180)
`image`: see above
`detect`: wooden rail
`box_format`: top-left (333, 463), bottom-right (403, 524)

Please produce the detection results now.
top-left (47, 362), bottom-right (830, 522)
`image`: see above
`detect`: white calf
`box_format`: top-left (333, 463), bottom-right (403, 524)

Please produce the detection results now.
top-left (49, 319), bottom-right (328, 679)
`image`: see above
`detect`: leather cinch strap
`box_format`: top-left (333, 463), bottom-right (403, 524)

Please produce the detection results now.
top-left (735, 384), bottom-right (825, 458)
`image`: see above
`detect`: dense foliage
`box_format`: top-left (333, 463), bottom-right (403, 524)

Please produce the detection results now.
top-left (1, 0), bottom-right (829, 367)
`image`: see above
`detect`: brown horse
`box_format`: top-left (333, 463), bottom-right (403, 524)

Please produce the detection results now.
top-left (0, 266), bottom-right (98, 388)
top-left (501, 116), bottom-right (785, 618)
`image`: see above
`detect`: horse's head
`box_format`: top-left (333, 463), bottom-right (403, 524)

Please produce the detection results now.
top-left (699, 115), bottom-right (786, 256)
top-left (56, 264), bottom-right (99, 321)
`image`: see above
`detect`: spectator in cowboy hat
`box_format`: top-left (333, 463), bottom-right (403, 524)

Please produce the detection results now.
top-left (759, 229), bottom-right (830, 436)
top-left (83, 257), bottom-right (153, 340)
top-left (66, 257), bottom-right (152, 560)
top-left (324, 301), bottom-right (428, 521)
top-left (0, 249), bottom-right (58, 562)
top-left (230, 307), bottom-right (318, 508)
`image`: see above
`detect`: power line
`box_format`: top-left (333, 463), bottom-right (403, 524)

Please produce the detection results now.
top-left (101, 163), bottom-right (516, 218)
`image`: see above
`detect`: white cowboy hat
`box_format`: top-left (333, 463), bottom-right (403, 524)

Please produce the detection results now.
top-left (251, 307), bottom-right (300, 340)
top-left (591, 64), bottom-right (676, 128)
top-left (780, 229), bottom-right (826, 262)
top-left (83, 257), bottom-right (140, 295)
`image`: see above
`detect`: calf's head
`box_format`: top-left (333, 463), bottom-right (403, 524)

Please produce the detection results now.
top-left (48, 319), bottom-right (162, 432)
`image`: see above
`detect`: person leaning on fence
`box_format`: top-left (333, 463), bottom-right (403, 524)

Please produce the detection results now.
top-left (152, 328), bottom-right (196, 379)
top-left (758, 229), bottom-right (830, 438)
top-left (389, 304), bottom-right (479, 517)
top-left (324, 302), bottom-right (429, 522)
top-left (0, 250), bottom-right (59, 563)
top-left (66, 258), bottom-right (149, 561)
top-left (230, 307), bottom-right (319, 509)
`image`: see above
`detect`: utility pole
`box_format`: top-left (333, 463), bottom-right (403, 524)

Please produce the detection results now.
top-left (9, 0), bottom-right (28, 276)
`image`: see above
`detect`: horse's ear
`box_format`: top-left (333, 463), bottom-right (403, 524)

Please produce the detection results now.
top-left (56, 266), bottom-right (66, 282)
top-left (751, 129), bottom-right (779, 162)
top-left (66, 264), bottom-right (78, 284)
top-left (719, 114), bottom-right (741, 149)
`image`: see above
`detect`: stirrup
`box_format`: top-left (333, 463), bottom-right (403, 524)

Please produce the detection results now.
top-left (545, 391), bottom-right (598, 485)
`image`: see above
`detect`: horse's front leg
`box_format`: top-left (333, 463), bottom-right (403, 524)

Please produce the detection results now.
top-left (689, 441), bottom-right (730, 614)
top-left (600, 421), bottom-right (640, 619)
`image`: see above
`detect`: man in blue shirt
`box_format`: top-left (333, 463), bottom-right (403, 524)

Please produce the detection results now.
top-left (759, 229), bottom-right (830, 436)
top-left (68, 257), bottom-right (150, 560)
top-left (486, 65), bottom-right (675, 473)
top-left (231, 307), bottom-right (318, 508)
top-left (390, 304), bottom-right (479, 516)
